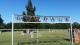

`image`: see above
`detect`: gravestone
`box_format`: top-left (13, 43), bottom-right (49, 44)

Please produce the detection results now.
top-left (49, 29), bottom-right (51, 32)
top-left (0, 31), bottom-right (1, 34)
top-left (30, 31), bottom-right (34, 38)
top-left (27, 29), bottom-right (30, 34)
top-left (21, 31), bottom-right (25, 35)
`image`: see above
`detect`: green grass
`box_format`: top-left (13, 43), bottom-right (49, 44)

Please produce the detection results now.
top-left (13, 29), bottom-right (72, 45)
top-left (0, 32), bottom-right (12, 45)
top-left (0, 29), bottom-right (80, 45)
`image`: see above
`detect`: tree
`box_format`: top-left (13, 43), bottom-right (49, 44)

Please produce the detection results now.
top-left (23, 0), bottom-right (37, 22)
top-left (0, 14), bottom-right (3, 24)
top-left (72, 22), bottom-right (80, 29)
top-left (5, 23), bottom-right (12, 29)
top-left (0, 14), bottom-right (5, 29)
top-left (22, 0), bottom-right (39, 29)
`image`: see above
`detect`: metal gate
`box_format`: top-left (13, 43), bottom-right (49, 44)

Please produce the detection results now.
top-left (13, 29), bottom-right (71, 45)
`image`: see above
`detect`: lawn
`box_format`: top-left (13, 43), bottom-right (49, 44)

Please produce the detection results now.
top-left (0, 29), bottom-right (80, 45)
top-left (0, 32), bottom-right (12, 45)
top-left (13, 29), bottom-right (72, 45)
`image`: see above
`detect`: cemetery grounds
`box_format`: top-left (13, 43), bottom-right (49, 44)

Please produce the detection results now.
top-left (0, 29), bottom-right (80, 45)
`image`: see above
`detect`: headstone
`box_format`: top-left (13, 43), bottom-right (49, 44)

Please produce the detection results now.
top-left (49, 29), bottom-right (51, 32)
top-left (0, 31), bottom-right (1, 34)
top-left (30, 31), bottom-right (34, 38)
top-left (27, 29), bottom-right (30, 34)
top-left (52, 30), bottom-right (54, 32)
top-left (21, 31), bottom-right (25, 35)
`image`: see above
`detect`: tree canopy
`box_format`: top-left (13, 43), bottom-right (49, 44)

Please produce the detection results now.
top-left (0, 14), bottom-right (3, 24)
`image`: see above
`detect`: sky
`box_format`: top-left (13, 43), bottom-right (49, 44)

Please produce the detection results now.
top-left (0, 0), bottom-right (80, 23)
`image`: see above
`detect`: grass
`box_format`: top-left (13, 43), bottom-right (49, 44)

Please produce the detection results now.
top-left (0, 29), bottom-right (80, 45)
top-left (13, 29), bottom-right (71, 45)
top-left (0, 32), bottom-right (12, 45)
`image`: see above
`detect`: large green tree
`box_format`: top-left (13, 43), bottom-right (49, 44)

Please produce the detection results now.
top-left (23, 0), bottom-right (36, 22)
top-left (22, 0), bottom-right (39, 29)
top-left (0, 14), bottom-right (3, 24)
top-left (0, 14), bottom-right (5, 29)
top-left (72, 22), bottom-right (80, 29)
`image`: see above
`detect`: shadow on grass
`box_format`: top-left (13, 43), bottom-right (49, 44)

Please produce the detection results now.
top-left (64, 38), bottom-right (70, 41)
top-left (0, 41), bottom-right (11, 44)
top-left (17, 39), bottom-right (70, 45)
top-left (18, 40), bottom-right (58, 45)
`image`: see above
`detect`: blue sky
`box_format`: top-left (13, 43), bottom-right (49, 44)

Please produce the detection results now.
top-left (0, 0), bottom-right (80, 23)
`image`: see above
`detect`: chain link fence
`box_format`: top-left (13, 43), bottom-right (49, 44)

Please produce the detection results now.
top-left (0, 29), bottom-right (12, 45)
top-left (13, 29), bottom-right (71, 45)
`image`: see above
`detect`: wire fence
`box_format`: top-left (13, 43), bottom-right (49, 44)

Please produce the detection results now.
top-left (13, 29), bottom-right (71, 45)
top-left (0, 29), bottom-right (78, 45)
top-left (0, 29), bottom-right (12, 45)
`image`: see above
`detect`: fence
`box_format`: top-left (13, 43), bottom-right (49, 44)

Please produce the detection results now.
top-left (13, 29), bottom-right (71, 45)
top-left (0, 29), bottom-right (12, 45)
top-left (12, 15), bottom-right (73, 45)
